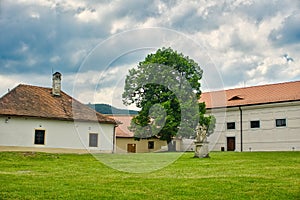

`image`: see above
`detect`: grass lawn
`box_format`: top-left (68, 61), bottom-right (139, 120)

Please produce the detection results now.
top-left (0, 151), bottom-right (299, 199)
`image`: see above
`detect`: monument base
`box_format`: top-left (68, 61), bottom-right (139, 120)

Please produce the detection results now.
top-left (194, 141), bottom-right (209, 158)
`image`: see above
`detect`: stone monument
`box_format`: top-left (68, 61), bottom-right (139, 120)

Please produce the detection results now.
top-left (194, 125), bottom-right (209, 158)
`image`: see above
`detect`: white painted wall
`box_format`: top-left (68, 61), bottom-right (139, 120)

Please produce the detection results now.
top-left (0, 117), bottom-right (115, 153)
top-left (175, 138), bottom-right (195, 152)
top-left (207, 101), bottom-right (300, 151)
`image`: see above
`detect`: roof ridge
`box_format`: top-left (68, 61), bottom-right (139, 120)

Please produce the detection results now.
top-left (200, 80), bottom-right (300, 109)
top-left (203, 80), bottom-right (300, 94)
top-left (18, 83), bottom-right (51, 89)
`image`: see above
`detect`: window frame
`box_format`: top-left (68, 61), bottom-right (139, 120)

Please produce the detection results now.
top-left (250, 120), bottom-right (260, 129)
top-left (89, 133), bottom-right (98, 147)
top-left (148, 141), bottom-right (154, 149)
top-left (226, 122), bottom-right (236, 130)
top-left (275, 118), bottom-right (287, 127)
top-left (34, 129), bottom-right (45, 145)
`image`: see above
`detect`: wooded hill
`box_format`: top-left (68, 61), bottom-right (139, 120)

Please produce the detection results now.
top-left (87, 103), bottom-right (138, 115)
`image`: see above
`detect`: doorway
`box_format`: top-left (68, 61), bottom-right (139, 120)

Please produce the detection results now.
top-left (227, 137), bottom-right (235, 151)
top-left (127, 144), bottom-right (136, 153)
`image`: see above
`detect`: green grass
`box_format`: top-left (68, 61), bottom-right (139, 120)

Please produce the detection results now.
top-left (0, 151), bottom-right (299, 199)
top-left (93, 152), bottom-right (182, 173)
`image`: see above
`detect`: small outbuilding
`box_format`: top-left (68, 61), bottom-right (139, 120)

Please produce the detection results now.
top-left (113, 115), bottom-right (167, 153)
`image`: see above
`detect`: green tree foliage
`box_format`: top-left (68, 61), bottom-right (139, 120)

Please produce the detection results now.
top-left (122, 47), bottom-right (215, 151)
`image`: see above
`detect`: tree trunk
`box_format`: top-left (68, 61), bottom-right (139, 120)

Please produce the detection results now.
top-left (167, 137), bottom-right (176, 152)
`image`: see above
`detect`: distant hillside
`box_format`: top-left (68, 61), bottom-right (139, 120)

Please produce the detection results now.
top-left (87, 103), bottom-right (138, 115)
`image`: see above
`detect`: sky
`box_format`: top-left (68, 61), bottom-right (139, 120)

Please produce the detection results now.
top-left (1, 0), bottom-right (300, 110)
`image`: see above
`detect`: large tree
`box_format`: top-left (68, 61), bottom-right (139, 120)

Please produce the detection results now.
top-left (122, 47), bottom-right (215, 151)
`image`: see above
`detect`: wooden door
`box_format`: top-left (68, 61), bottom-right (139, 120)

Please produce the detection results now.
top-left (227, 137), bottom-right (235, 151)
top-left (127, 144), bottom-right (136, 153)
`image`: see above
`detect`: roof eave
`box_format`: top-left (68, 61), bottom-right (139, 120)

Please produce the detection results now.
top-left (0, 114), bottom-right (117, 124)
top-left (206, 99), bottom-right (300, 110)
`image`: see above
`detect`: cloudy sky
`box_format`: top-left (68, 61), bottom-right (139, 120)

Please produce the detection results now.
top-left (1, 0), bottom-right (300, 109)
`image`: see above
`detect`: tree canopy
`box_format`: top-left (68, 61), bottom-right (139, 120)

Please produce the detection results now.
top-left (122, 47), bottom-right (215, 151)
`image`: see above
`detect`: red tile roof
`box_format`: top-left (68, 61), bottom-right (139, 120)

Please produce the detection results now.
top-left (112, 115), bottom-right (134, 137)
top-left (0, 84), bottom-right (116, 124)
top-left (200, 80), bottom-right (300, 109)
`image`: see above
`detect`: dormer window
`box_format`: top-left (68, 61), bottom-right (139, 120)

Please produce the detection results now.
top-left (228, 95), bottom-right (244, 101)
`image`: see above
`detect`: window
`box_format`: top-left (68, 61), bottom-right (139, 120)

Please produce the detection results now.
top-left (227, 122), bottom-right (235, 130)
top-left (276, 119), bottom-right (286, 127)
top-left (148, 141), bottom-right (154, 149)
top-left (89, 133), bottom-right (98, 147)
top-left (34, 130), bottom-right (45, 145)
top-left (250, 120), bottom-right (260, 128)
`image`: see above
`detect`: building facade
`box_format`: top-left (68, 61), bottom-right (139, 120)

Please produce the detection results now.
top-left (201, 81), bottom-right (300, 152)
top-left (113, 115), bottom-right (167, 153)
top-left (0, 72), bottom-right (117, 153)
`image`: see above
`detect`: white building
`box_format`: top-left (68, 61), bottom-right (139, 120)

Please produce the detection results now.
top-left (201, 81), bottom-right (300, 152)
top-left (0, 72), bottom-right (117, 153)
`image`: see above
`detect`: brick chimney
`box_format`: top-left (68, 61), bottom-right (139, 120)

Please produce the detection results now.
top-left (52, 72), bottom-right (62, 96)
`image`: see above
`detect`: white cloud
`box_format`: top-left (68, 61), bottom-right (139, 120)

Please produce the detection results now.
top-left (70, 49), bottom-right (87, 66)
top-left (15, 0), bottom-right (53, 7)
top-left (1, 0), bottom-right (300, 109)
top-left (0, 73), bottom-right (51, 97)
top-left (93, 86), bottom-right (138, 110)
top-left (110, 16), bottom-right (132, 34)
top-left (0, 75), bottom-right (20, 96)
top-left (246, 55), bottom-right (299, 81)
top-left (75, 8), bottom-right (99, 23)
top-left (30, 12), bottom-right (40, 19)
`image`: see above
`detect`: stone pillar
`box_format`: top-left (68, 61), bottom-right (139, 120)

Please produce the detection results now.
top-left (194, 141), bottom-right (209, 158)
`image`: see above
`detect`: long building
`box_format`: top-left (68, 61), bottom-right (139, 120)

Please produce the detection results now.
top-left (201, 80), bottom-right (300, 152)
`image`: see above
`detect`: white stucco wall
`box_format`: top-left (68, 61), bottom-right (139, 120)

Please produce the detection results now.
top-left (207, 101), bottom-right (300, 151)
top-left (175, 138), bottom-right (195, 152)
top-left (0, 117), bottom-right (115, 153)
